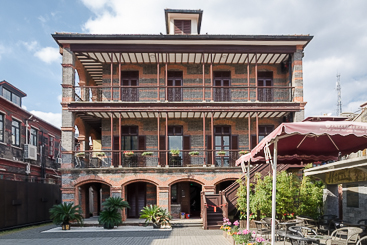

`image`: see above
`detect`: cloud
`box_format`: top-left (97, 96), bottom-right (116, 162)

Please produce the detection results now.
top-left (38, 16), bottom-right (47, 23)
top-left (29, 110), bottom-right (61, 128)
top-left (57, 94), bottom-right (62, 103)
top-left (34, 47), bottom-right (60, 64)
top-left (0, 43), bottom-right (8, 60)
top-left (19, 41), bottom-right (38, 51)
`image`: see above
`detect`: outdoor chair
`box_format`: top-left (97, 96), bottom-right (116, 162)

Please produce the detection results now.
top-left (255, 220), bottom-right (272, 240)
top-left (297, 216), bottom-right (319, 232)
top-left (287, 233), bottom-right (320, 245)
top-left (325, 227), bottom-right (363, 245)
top-left (356, 236), bottom-right (367, 245)
top-left (289, 226), bottom-right (318, 237)
top-left (318, 215), bottom-right (337, 235)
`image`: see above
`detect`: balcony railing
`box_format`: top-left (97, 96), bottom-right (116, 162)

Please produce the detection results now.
top-left (74, 85), bottom-right (294, 103)
top-left (72, 150), bottom-right (243, 169)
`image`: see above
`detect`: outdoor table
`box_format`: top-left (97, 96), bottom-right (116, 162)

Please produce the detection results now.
top-left (287, 233), bottom-right (320, 245)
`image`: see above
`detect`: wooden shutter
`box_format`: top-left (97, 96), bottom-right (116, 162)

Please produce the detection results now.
top-left (231, 135), bottom-right (238, 150)
top-left (138, 136), bottom-right (146, 150)
top-left (159, 135), bottom-right (166, 166)
top-left (207, 135), bottom-right (212, 165)
top-left (183, 136), bottom-right (191, 166)
top-left (174, 20), bottom-right (191, 34)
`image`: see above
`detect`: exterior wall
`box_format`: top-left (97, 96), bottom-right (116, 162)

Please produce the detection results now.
top-left (323, 184), bottom-right (339, 217)
top-left (0, 97), bottom-right (61, 183)
top-left (342, 182), bottom-right (367, 223)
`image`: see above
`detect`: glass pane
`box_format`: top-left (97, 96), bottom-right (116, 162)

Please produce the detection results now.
top-left (12, 94), bottom-right (20, 106)
top-left (223, 136), bottom-right (230, 146)
top-left (3, 88), bottom-right (11, 101)
top-left (131, 136), bottom-right (138, 150)
top-left (169, 136), bottom-right (182, 151)
top-left (215, 136), bottom-right (221, 146)
top-left (259, 135), bottom-right (265, 142)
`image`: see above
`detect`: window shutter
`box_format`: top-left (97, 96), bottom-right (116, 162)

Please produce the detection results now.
top-left (159, 135), bottom-right (166, 166)
top-left (183, 20), bottom-right (191, 34)
top-left (174, 20), bottom-right (191, 34)
top-left (138, 136), bottom-right (146, 150)
top-left (183, 136), bottom-right (190, 150)
top-left (231, 135), bottom-right (238, 150)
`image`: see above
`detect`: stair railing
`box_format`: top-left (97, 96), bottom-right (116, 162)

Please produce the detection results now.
top-left (220, 190), bottom-right (229, 219)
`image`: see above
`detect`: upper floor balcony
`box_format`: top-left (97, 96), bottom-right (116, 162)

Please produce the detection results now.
top-left (74, 84), bottom-right (295, 103)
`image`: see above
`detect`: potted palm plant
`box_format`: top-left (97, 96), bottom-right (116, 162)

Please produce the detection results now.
top-left (49, 202), bottom-right (84, 230)
top-left (98, 197), bottom-right (130, 229)
top-left (139, 205), bottom-right (172, 229)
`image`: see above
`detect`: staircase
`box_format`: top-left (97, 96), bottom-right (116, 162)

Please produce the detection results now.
top-left (201, 192), bottom-right (228, 230)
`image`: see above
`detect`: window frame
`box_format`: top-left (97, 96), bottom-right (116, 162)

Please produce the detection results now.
top-left (11, 119), bottom-right (20, 147)
top-left (30, 127), bottom-right (38, 147)
top-left (49, 135), bottom-right (54, 157)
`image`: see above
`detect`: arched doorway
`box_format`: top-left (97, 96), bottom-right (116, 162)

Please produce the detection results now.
top-left (77, 182), bottom-right (110, 218)
top-left (125, 182), bottom-right (157, 218)
top-left (170, 181), bottom-right (202, 218)
top-left (215, 180), bottom-right (236, 194)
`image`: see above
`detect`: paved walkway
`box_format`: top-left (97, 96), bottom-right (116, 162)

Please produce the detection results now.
top-left (0, 224), bottom-right (231, 245)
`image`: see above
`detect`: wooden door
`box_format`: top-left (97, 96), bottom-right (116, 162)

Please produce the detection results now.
top-left (127, 183), bottom-right (146, 218)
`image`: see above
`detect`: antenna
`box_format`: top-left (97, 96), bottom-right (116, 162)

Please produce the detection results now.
top-left (336, 74), bottom-right (342, 116)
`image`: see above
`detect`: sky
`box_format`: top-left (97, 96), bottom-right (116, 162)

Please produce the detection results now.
top-left (1, 0), bottom-right (367, 128)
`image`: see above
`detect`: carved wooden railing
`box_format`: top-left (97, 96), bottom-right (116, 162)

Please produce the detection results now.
top-left (201, 192), bottom-right (208, 230)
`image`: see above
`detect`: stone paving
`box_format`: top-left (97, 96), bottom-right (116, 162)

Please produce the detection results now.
top-left (0, 224), bottom-right (231, 245)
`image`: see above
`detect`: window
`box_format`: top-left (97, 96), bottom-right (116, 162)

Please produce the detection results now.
top-left (214, 126), bottom-right (231, 167)
top-left (30, 128), bottom-right (37, 146)
top-left (258, 71), bottom-right (273, 102)
top-left (174, 20), bottom-right (191, 34)
top-left (168, 126), bottom-right (183, 153)
top-left (121, 71), bottom-right (139, 102)
top-left (167, 71), bottom-right (183, 102)
top-left (43, 136), bottom-right (48, 155)
top-left (121, 126), bottom-right (138, 150)
top-left (3, 88), bottom-right (11, 101)
top-left (2, 88), bottom-right (21, 106)
top-left (258, 125), bottom-right (274, 142)
top-left (213, 71), bottom-right (231, 102)
top-left (0, 114), bottom-right (4, 142)
top-left (49, 136), bottom-right (54, 157)
top-left (12, 119), bottom-right (20, 146)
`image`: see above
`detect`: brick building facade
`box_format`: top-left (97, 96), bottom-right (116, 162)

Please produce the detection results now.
top-left (53, 9), bottom-right (312, 219)
top-left (0, 80), bottom-right (61, 183)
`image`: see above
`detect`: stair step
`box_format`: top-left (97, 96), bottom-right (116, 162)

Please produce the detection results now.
top-left (207, 225), bottom-right (221, 230)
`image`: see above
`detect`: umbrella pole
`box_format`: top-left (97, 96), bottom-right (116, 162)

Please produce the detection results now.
top-left (246, 159), bottom-right (250, 230)
top-left (271, 140), bottom-right (278, 245)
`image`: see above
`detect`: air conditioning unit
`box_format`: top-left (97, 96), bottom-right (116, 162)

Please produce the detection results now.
top-left (57, 158), bottom-right (62, 164)
top-left (24, 144), bottom-right (37, 161)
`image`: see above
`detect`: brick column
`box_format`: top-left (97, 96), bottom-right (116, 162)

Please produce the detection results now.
top-left (292, 46), bottom-right (305, 122)
top-left (158, 186), bottom-right (169, 212)
top-left (61, 46), bottom-right (75, 169)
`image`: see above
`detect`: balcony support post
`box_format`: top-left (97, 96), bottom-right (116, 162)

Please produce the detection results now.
top-left (247, 53), bottom-right (250, 102)
top-left (165, 53), bottom-right (168, 102)
top-left (110, 53), bottom-right (113, 101)
top-left (157, 113), bottom-right (161, 167)
top-left (203, 112), bottom-right (206, 166)
top-left (119, 53), bottom-right (121, 100)
top-left (255, 53), bottom-right (258, 102)
top-left (210, 54), bottom-right (213, 102)
top-left (202, 53), bottom-right (205, 102)
top-left (211, 112), bottom-right (214, 167)
top-left (165, 113), bottom-right (169, 167)
top-left (119, 115), bottom-right (121, 168)
top-left (157, 55), bottom-right (160, 102)
top-left (248, 113), bottom-right (251, 150)
top-left (110, 116), bottom-right (114, 167)
top-left (256, 112), bottom-right (259, 145)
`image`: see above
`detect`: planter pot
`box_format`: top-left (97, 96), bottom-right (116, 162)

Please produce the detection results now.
top-left (62, 224), bottom-right (70, 230)
top-left (103, 223), bottom-right (115, 229)
top-left (171, 154), bottom-right (179, 157)
top-left (124, 155), bottom-right (133, 158)
top-left (152, 223), bottom-right (161, 229)
top-left (218, 154), bottom-right (226, 157)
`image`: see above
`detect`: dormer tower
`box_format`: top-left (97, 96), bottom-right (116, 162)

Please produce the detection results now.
top-left (165, 9), bottom-right (203, 35)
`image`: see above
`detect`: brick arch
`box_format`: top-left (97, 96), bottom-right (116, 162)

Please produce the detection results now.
top-left (73, 176), bottom-right (112, 188)
top-left (168, 177), bottom-right (205, 187)
top-left (122, 178), bottom-right (159, 187)
top-left (213, 177), bottom-right (238, 187)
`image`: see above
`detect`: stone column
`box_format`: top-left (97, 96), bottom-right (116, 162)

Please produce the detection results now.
top-left (323, 184), bottom-right (339, 217)
top-left (61, 46), bottom-right (76, 169)
top-left (292, 46), bottom-right (305, 122)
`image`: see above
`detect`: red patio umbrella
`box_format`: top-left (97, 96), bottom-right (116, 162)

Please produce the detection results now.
top-left (236, 121), bottom-right (367, 245)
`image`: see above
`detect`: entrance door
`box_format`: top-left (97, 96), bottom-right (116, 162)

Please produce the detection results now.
top-left (258, 71), bottom-right (273, 102)
top-left (214, 71), bottom-right (231, 102)
top-left (121, 71), bottom-right (138, 101)
top-left (214, 126), bottom-right (231, 167)
top-left (127, 182), bottom-right (146, 218)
